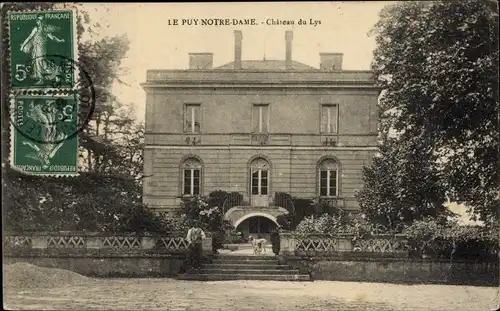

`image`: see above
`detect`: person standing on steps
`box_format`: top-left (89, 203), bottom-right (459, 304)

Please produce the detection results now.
top-left (185, 221), bottom-right (206, 269)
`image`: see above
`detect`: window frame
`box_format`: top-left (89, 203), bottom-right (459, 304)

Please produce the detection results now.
top-left (180, 157), bottom-right (203, 197)
top-left (320, 104), bottom-right (339, 134)
top-left (319, 168), bottom-right (338, 197)
top-left (252, 104), bottom-right (270, 134)
top-left (184, 103), bottom-right (202, 133)
top-left (248, 156), bottom-right (272, 200)
top-left (251, 169), bottom-right (268, 195)
top-left (183, 167), bottom-right (201, 196)
top-left (317, 158), bottom-right (340, 198)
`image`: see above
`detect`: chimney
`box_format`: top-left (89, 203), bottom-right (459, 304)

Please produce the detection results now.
top-left (285, 30), bottom-right (293, 70)
top-left (188, 53), bottom-right (213, 70)
top-left (319, 53), bottom-right (343, 71)
top-left (234, 30), bottom-right (243, 69)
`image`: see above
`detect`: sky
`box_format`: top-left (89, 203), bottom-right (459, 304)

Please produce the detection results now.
top-left (81, 2), bottom-right (390, 122)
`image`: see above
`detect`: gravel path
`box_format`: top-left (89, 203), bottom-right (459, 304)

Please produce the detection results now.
top-left (4, 277), bottom-right (499, 311)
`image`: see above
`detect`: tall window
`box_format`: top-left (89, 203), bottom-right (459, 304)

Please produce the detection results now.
top-left (251, 169), bottom-right (268, 195)
top-left (185, 104), bottom-right (201, 133)
top-left (252, 104), bottom-right (269, 133)
top-left (250, 157), bottom-right (269, 196)
top-left (183, 158), bottom-right (202, 195)
top-left (321, 104), bottom-right (338, 134)
top-left (319, 159), bottom-right (338, 197)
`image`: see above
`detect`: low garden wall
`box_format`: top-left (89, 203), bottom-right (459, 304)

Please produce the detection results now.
top-left (3, 231), bottom-right (213, 277)
top-left (4, 231), bottom-right (498, 285)
top-left (278, 232), bottom-right (499, 286)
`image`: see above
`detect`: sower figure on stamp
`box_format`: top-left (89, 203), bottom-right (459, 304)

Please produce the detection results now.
top-left (20, 15), bottom-right (65, 85)
top-left (184, 221), bottom-right (206, 270)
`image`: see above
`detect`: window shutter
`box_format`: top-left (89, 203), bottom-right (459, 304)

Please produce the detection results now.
top-left (194, 105), bottom-right (200, 133)
top-left (321, 105), bottom-right (328, 133)
top-left (262, 105), bottom-right (269, 133)
top-left (252, 106), bottom-right (260, 133)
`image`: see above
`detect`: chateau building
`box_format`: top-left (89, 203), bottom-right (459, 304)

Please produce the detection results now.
top-left (141, 30), bottom-right (379, 240)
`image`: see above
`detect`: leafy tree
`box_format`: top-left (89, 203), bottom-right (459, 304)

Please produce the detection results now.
top-left (77, 23), bottom-right (141, 177)
top-left (403, 218), bottom-right (498, 260)
top-left (357, 135), bottom-right (451, 232)
top-left (3, 169), bottom-right (177, 233)
top-left (181, 193), bottom-right (235, 252)
top-left (365, 1), bottom-right (499, 226)
top-left (181, 195), bottom-right (233, 233)
top-left (205, 190), bottom-right (229, 209)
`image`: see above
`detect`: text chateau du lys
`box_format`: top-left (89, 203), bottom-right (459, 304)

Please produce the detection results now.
top-left (167, 18), bottom-right (322, 27)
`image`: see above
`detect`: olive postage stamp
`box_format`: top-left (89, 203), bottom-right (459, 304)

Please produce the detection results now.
top-left (9, 95), bottom-right (79, 175)
top-left (8, 10), bottom-right (77, 89)
top-left (6, 9), bottom-right (92, 176)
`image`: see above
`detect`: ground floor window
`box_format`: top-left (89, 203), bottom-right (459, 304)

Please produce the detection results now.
top-left (319, 158), bottom-right (338, 197)
top-left (182, 158), bottom-right (202, 195)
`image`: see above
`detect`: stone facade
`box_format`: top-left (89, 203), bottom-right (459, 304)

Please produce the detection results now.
top-left (141, 30), bottom-right (379, 231)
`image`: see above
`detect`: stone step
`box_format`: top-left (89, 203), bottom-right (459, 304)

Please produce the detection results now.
top-left (177, 273), bottom-right (311, 281)
top-left (215, 255), bottom-right (277, 261)
top-left (212, 259), bottom-right (279, 265)
top-left (197, 268), bottom-right (301, 275)
top-left (205, 264), bottom-right (292, 270)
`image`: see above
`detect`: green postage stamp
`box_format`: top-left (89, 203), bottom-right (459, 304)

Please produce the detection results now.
top-left (7, 9), bottom-right (88, 176)
top-left (10, 95), bottom-right (79, 175)
top-left (8, 10), bottom-right (77, 89)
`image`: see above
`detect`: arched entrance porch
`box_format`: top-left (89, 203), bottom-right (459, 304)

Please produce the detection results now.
top-left (233, 212), bottom-right (279, 242)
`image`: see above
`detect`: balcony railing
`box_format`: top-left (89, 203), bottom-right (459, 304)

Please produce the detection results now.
top-left (273, 193), bottom-right (295, 215)
top-left (222, 192), bottom-right (296, 216)
top-left (251, 133), bottom-right (269, 145)
top-left (222, 193), bottom-right (244, 216)
top-left (318, 197), bottom-right (345, 207)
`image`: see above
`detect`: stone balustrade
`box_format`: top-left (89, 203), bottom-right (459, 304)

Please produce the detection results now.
top-left (5, 231), bottom-right (405, 258)
top-left (279, 232), bottom-right (408, 257)
top-left (3, 231), bottom-right (213, 255)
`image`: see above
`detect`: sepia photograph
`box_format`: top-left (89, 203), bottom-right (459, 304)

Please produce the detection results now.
top-left (1, 2), bottom-right (499, 310)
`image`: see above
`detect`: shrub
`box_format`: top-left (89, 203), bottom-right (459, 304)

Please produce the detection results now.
top-left (403, 218), bottom-right (498, 260)
top-left (270, 231), bottom-right (280, 255)
top-left (206, 190), bottom-right (229, 209)
top-left (180, 196), bottom-right (232, 231)
top-left (276, 214), bottom-right (293, 231)
top-left (180, 195), bottom-right (234, 252)
top-left (225, 230), bottom-right (245, 244)
top-left (294, 207), bottom-right (352, 234)
top-left (3, 171), bottom-right (178, 234)
top-left (292, 198), bottom-right (316, 227)
top-left (285, 197), bottom-right (359, 231)
top-left (293, 209), bottom-right (385, 241)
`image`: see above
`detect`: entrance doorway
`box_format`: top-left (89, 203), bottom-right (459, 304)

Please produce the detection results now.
top-left (237, 216), bottom-right (277, 242)
top-left (250, 157), bottom-right (269, 207)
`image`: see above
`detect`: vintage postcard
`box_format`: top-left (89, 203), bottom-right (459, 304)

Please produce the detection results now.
top-left (2, 2), bottom-right (498, 311)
